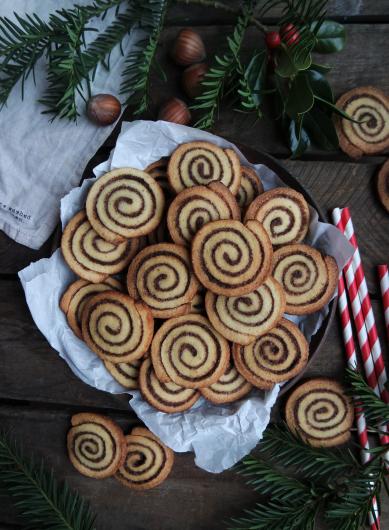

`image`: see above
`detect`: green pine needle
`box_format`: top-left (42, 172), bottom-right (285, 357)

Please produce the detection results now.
top-left (0, 430), bottom-right (96, 530)
top-left (346, 368), bottom-right (389, 427)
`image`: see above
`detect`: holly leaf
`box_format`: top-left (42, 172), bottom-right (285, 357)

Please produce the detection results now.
top-left (313, 20), bottom-right (346, 53)
top-left (305, 69), bottom-right (333, 102)
top-left (310, 62), bottom-right (331, 74)
top-left (286, 116), bottom-right (310, 158)
top-left (314, 94), bottom-right (361, 122)
top-left (286, 73), bottom-right (314, 116)
top-left (274, 46), bottom-right (297, 78)
top-left (244, 50), bottom-right (268, 106)
top-left (303, 106), bottom-right (339, 150)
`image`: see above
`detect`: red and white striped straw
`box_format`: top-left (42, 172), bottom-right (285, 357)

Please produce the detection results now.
top-left (340, 208), bottom-right (389, 404)
top-left (378, 265), bottom-right (389, 343)
top-left (337, 274), bottom-right (380, 529)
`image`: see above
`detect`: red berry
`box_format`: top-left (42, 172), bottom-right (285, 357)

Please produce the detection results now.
top-left (280, 23), bottom-right (300, 46)
top-left (265, 31), bottom-right (281, 49)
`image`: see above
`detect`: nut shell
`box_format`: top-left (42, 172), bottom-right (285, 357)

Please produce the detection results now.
top-left (158, 98), bottom-right (191, 125)
top-left (172, 29), bottom-right (206, 66)
top-left (86, 94), bottom-right (121, 126)
top-left (182, 63), bottom-right (208, 98)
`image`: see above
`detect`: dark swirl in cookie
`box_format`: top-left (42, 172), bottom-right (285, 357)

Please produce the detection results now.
top-left (236, 166), bottom-right (264, 210)
top-left (205, 276), bottom-right (286, 344)
top-left (151, 314), bottom-right (230, 388)
top-left (115, 427), bottom-right (174, 490)
top-left (145, 157), bottom-right (171, 193)
top-left (81, 291), bottom-right (154, 363)
top-left (200, 363), bottom-right (252, 404)
top-left (167, 182), bottom-right (240, 246)
top-left (232, 318), bottom-right (308, 388)
top-left (67, 413), bottom-right (126, 479)
top-left (272, 244), bottom-right (338, 315)
top-left (61, 211), bottom-right (138, 283)
top-left (192, 219), bottom-right (273, 296)
top-left (86, 168), bottom-right (165, 243)
top-left (285, 378), bottom-right (354, 447)
top-left (335, 86), bottom-right (389, 158)
top-left (139, 357), bottom-right (200, 413)
top-left (127, 243), bottom-right (199, 318)
top-left (104, 358), bottom-right (141, 390)
top-left (167, 141), bottom-right (241, 195)
top-left (245, 187), bottom-right (310, 246)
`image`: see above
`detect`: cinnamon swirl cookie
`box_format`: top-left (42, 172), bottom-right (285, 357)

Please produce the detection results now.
top-left (192, 219), bottom-right (273, 296)
top-left (60, 277), bottom-right (123, 339)
top-left (335, 86), bottom-right (389, 158)
top-left (285, 378), bottom-right (354, 447)
top-left (377, 159), bottom-right (389, 213)
top-left (126, 243), bottom-right (199, 318)
top-left (205, 276), bottom-right (285, 345)
top-left (151, 314), bottom-right (230, 388)
top-left (81, 291), bottom-right (154, 363)
top-left (145, 157), bottom-right (171, 194)
top-left (200, 363), bottom-right (252, 404)
top-left (167, 182), bottom-right (240, 246)
top-left (116, 427), bottom-right (174, 490)
top-left (139, 357), bottom-right (200, 413)
top-left (236, 166), bottom-right (264, 210)
top-left (167, 141), bottom-right (241, 194)
top-left (67, 413), bottom-right (126, 479)
top-left (233, 318), bottom-right (309, 388)
top-left (61, 211), bottom-right (138, 283)
top-left (245, 188), bottom-right (310, 246)
top-left (272, 245), bottom-right (338, 315)
top-left (104, 358), bottom-right (141, 389)
top-left (86, 168), bottom-right (165, 243)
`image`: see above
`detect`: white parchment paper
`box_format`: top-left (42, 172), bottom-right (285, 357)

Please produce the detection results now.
top-left (19, 120), bottom-right (353, 473)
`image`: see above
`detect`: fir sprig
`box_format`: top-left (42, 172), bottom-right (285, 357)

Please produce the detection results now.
top-left (192, 2), bottom-right (254, 129)
top-left (346, 368), bottom-right (389, 427)
top-left (120, 0), bottom-right (169, 114)
top-left (0, 430), bottom-right (96, 530)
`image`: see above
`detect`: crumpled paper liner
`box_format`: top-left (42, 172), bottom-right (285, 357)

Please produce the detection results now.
top-left (19, 120), bottom-right (353, 473)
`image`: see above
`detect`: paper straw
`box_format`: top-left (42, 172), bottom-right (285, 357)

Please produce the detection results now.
top-left (378, 265), bottom-right (389, 343)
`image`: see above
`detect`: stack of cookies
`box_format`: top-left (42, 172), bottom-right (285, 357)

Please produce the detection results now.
top-left (60, 140), bottom-right (339, 414)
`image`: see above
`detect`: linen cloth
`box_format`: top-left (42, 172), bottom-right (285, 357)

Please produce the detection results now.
top-left (0, 0), bottom-right (139, 249)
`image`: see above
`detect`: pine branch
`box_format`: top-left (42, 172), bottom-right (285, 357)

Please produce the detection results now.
top-left (120, 0), bottom-right (169, 114)
top-left (259, 423), bottom-right (360, 480)
top-left (0, 430), bottom-right (96, 530)
top-left (346, 368), bottom-right (389, 427)
top-left (192, 2), bottom-right (253, 129)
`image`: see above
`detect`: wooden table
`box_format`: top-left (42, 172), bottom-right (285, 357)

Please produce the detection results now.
top-left (1, 2), bottom-right (389, 528)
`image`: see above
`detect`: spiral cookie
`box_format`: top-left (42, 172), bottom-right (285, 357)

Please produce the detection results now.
top-left (205, 277), bottom-right (286, 345)
top-left (67, 413), bottom-right (126, 479)
top-left (61, 211), bottom-right (138, 283)
top-left (82, 291), bottom-right (154, 363)
top-left (116, 427), bottom-right (174, 490)
top-left (86, 168), bottom-right (165, 243)
top-left (167, 141), bottom-right (241, 195)
top-left (236, 166), bottom-right (264, 210)
top-left (151, 314), bottom-right (230, 388)
top-left (245, 188), bottom-right (310, 246)
top-left (145, 157), bottom-right (171, 193)
top-left (285, 378), bottom-right (354, 447)
top-left (335, 86), bottom-right (389, 158)
top-left (60, 277), bottom-right (123, 339)
top-left (192, 219), bottom-right (273, 296)
top-left (127, 243), bottom-right (199, 318)
top-left (167, 182), bottom-right (240, 246)
top-left (200, 363), bottom-right (252, 404)
top-left (233, 318), bottom-right (309, 389)
top-left (272, 245), bottom-right (338, 315)
top-left (139, 357), bottom-right (200, 413)
top-left (377, 159), bottom-right (389, 213)
top-left (104, 358), bottom-right (141, 389)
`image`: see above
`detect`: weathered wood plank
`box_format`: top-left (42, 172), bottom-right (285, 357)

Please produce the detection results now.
top-left (151, 24), bottom-right (389, 157)
top-left (1, 404), bottom-right (388, 530)
top-left (1, 275), bottom-right (388, 412)
top-left (166, 1), bottom-right (389, 25)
